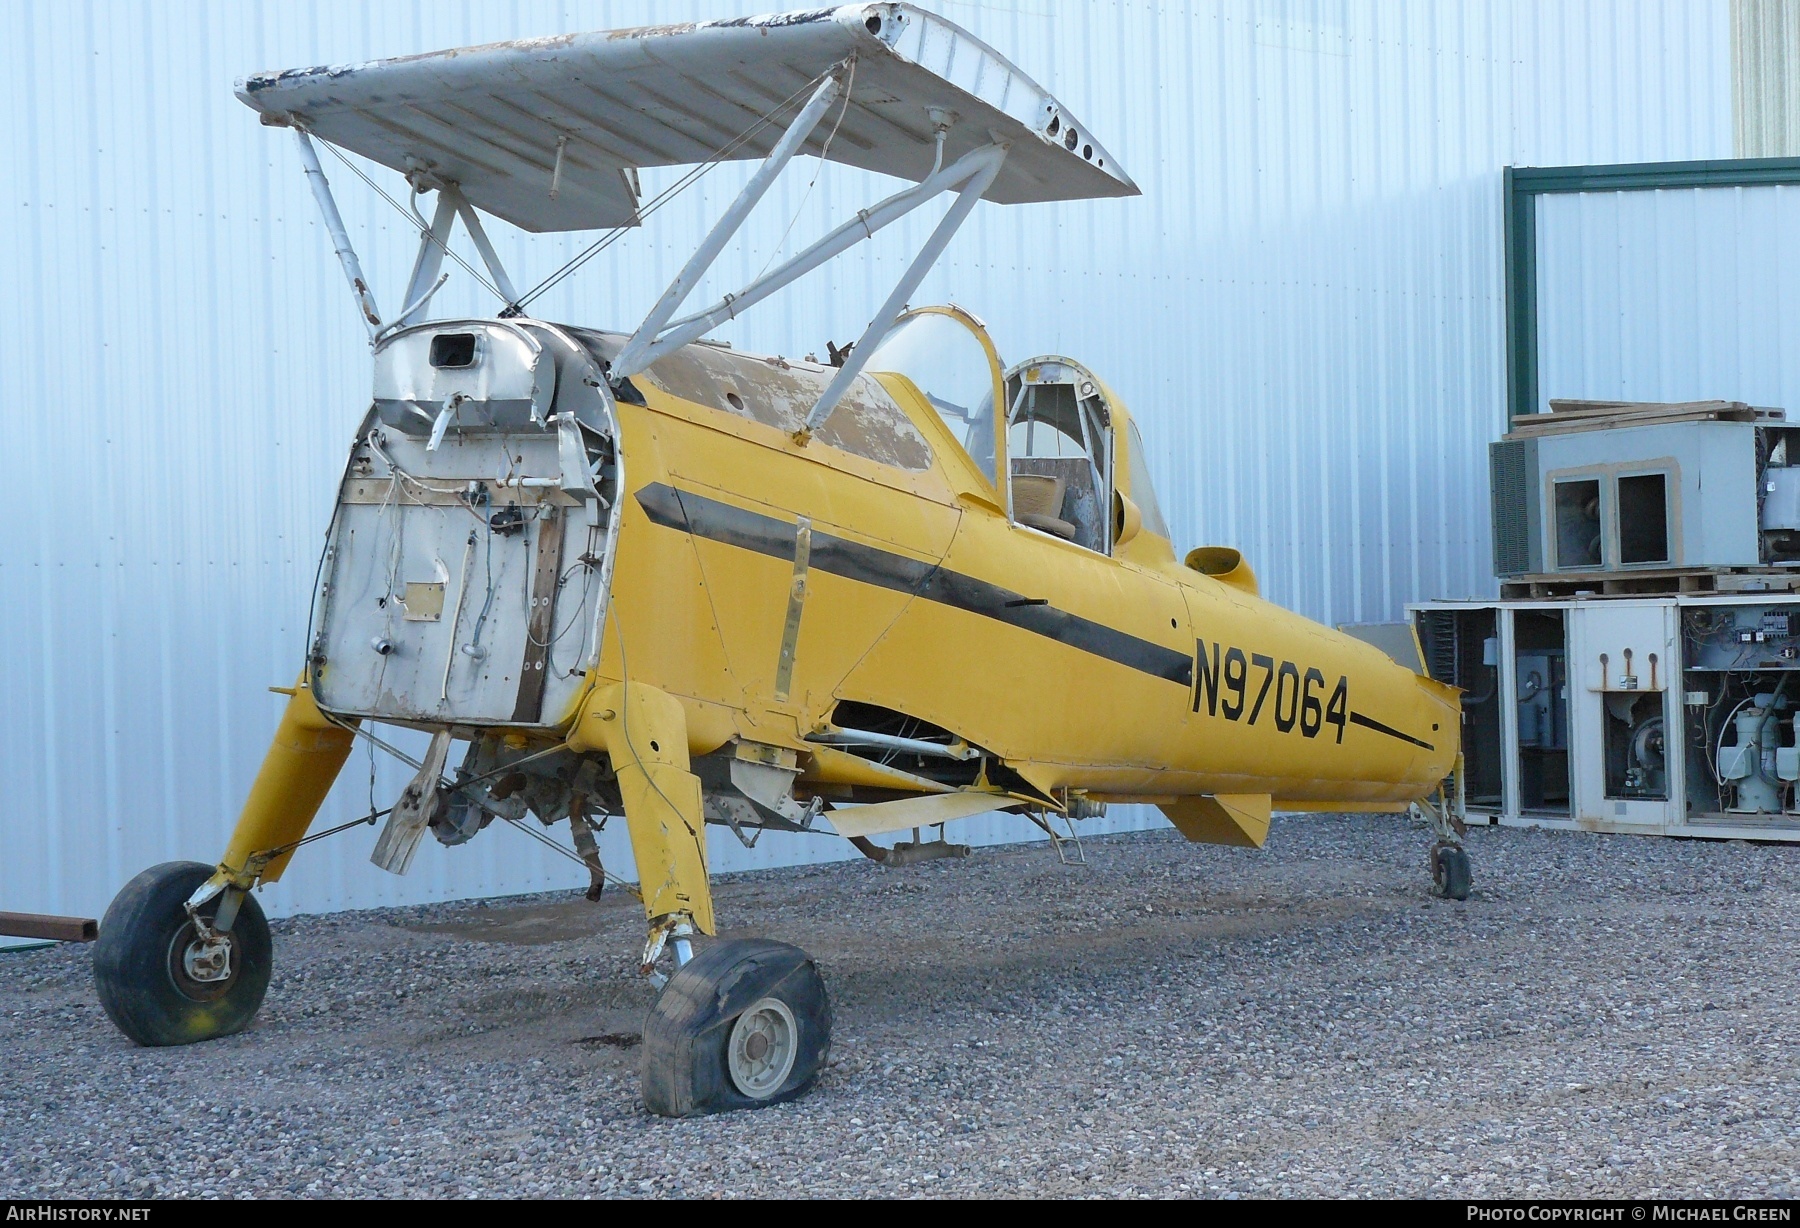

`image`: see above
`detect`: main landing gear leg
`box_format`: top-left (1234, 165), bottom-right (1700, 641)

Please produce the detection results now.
top-left (94, 678), bottom-right (356, 1045)
top-left (569, 683), bottom-right (830, 1117)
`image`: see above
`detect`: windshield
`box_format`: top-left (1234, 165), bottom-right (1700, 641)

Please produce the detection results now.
top-left (1126, 420), bottom-right (1171, 540)
top-left (866, 312), bottom-right (997, 481)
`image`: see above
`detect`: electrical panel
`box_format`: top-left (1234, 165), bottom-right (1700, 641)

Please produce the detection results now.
top-left (1680, 602), bottom-right (1800, 819)
top-left (1415, 608), bottom-right (1502, 810)
top-left (1411, 595), bottom-right (1800, 841)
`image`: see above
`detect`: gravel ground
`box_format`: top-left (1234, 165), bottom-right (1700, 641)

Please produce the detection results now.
top-left (4, 815), bottom-right (1799, 1199)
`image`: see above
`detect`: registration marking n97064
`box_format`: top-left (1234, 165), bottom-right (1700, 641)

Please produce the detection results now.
top-left (1191, 638), bottom-right (1347, 743)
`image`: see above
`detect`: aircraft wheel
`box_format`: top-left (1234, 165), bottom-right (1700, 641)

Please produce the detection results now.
top-left (93, 861), bottom-right (273, 1046)
top-left (640, 937), bottom-right (831, 1117)
top-left (1430, 842), bottom-right (1473, 901)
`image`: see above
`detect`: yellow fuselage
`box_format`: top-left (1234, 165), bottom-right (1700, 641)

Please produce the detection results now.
top-left (583, 366), bottom-right (1459, 812)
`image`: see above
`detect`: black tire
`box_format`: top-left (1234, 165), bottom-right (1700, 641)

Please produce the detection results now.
top-left (1431, 843), bottom-right (1473, 901)
top-left (640, 938), bottom-right (831, 1118)
top-left (93, 861), bottom-right (273, 1047)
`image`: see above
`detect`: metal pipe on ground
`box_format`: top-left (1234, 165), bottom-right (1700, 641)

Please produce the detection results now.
top-left (0, 913), bottom-right (98, 942)
top-left (849, 836), bottom-right (971, 866)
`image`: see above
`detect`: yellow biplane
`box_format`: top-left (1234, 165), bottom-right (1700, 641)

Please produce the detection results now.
top-left (93, 4), bottom-right (1466, 1116)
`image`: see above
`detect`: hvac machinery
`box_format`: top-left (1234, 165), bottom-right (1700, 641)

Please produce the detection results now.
top-left (1488, 398), bottom-right (1800, 586)
top-left (1411, 399), bottom-right (1800, 839)
top-left (92, 5), bottom-right (1468, 1116)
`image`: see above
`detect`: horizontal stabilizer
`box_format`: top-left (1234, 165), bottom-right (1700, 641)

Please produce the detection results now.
top-left (1161, 793), bottom-right (1272, 848)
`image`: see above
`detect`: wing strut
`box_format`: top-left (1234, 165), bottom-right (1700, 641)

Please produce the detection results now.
top-left (800, 143), bottom-right (1006, 438)
top-left (455, 191), bottom-right (521, 309)
top-left (395, 192), bottom-right (457, 330)
top-left (609, 138), bottom-right (1009, 435)
top-left (392, 182), bottom-right (520, 321)
top-left (610, 67), bottom-right (848, 379)
top-left (294, 130), bottom-right (383, 336)
top-left (296, 123), bottom-right (534, 339)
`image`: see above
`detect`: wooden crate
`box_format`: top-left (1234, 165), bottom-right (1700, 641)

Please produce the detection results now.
top-left (1504, 399), bottom-right (1784, 441)
top-left (1499, 568), bottom-right (1800, 599)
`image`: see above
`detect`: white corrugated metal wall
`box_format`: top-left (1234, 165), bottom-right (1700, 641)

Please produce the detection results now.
top-left (1538, 185), bottom-right (1800, 407)
top-left (0, 0), bottom-right (1734, 922)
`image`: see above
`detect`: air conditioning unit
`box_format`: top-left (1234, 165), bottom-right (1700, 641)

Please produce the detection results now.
top-left (1489, 401), bottom-right (1800, 585)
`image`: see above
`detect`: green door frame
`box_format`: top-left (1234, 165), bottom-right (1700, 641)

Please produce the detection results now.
top-left (1504, 157), bottom-right (1800, 428)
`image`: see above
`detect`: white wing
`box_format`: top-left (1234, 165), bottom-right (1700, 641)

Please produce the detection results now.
top-left (235, 3), bottom-right (1137, 233)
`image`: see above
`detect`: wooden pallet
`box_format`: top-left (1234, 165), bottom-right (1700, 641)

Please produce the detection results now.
top-left (1504, 399), bottom-right (1784, 440)
top-left (1500, 568), bottom-right (1800, 598)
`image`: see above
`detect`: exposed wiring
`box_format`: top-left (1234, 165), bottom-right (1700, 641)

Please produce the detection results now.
top-left (530, 558), bottom-right (599, 660)
top-left (304, 499), bottom-right (340, 675)
top-left (1714, 695), bottom-right (1755, 787)
top-left (300, 436), bottom-right (368, 686)
top-left (466, 507), bottom-right (498, 655)
top-left (365, 430), bottom-right (490, 525)
top-left (370, 457), bottom-right (404, 623)
top-left (363, 431), bottom-right (500, 633)
top-left (1712, 673), bottom-right (1796, 790)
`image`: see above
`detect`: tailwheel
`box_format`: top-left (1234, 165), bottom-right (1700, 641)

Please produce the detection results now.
top-left (1430, 842), bottom-right (1473, 901)
top-left (93, 861), bottom-right (273, 1046)
top-left (640, 938), bottom-right (831, 1117)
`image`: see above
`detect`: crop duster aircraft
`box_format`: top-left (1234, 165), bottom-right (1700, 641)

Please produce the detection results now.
top-left (92, 4), bottom-right (1469, 1116)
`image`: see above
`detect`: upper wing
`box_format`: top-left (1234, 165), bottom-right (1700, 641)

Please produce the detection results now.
top-left (235, 3), bottom-right (1138, 233)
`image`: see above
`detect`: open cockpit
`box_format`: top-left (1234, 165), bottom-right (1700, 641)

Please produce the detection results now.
top-left (863, 308), bottom-right (1168, 555)
top-left (1006, 359), bottom-right (1115, 552)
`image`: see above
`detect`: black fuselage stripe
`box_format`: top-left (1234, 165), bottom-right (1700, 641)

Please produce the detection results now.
top-left (640, 485), bottom-right (1441, 750)
top-left (1349, 711), bottom-right (1435, 751)
top-left (636, 483), bottom-right (1193, 685)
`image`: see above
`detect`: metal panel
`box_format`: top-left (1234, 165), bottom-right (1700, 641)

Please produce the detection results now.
top-left (1733, 0), bottom-right (1800, 157)
top-left (1537, 182), bottom-right (1800, 409)
top-left (1532, 421), bottom-right (1761, 569)
top-left (1566, 601), bottom-right (1679, 825)
top-left (0, 0), bottom-right (1734, 922)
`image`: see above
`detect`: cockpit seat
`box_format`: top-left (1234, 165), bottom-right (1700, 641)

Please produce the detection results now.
top-left (1011, 474), bottom-right (1077, 541)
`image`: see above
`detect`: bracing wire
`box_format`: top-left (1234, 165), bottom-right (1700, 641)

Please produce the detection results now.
top-left (514, 69), bottom-right (837, 312)
top-left (308, 65), bottom-right (838, 324)
top-left (498, 814), bottom-right (641, 898)
top-left (312, 136), bottom-right (509, 306)
top-left (752, 56), bottom-right (856, 285)
top-left (495, 812), bottom-right (591, 868)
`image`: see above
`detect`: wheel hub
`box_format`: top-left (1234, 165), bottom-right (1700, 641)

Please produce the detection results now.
top-left (166, 918), bottom-right (237, 1002)
top-left (184, 938), bottom-right (232, 982)
top-left (727, 997), bottom-right (798, 1099)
